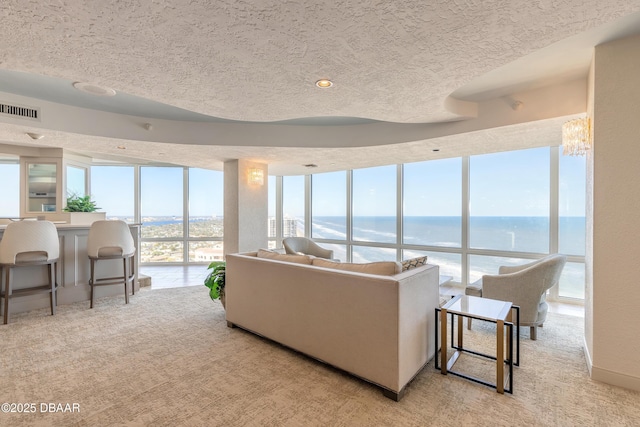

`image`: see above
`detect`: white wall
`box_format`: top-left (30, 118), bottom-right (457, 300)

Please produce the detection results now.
top-left (587, 33), bottom-right (640, 389)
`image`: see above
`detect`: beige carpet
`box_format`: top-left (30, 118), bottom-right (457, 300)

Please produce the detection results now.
top-left (1, 286), bottom-right (639, 427)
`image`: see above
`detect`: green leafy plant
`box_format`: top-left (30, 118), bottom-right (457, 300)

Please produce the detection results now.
top-left (63, 193), bottom-right (100, 212)
top-left (204, 261), bottom-right (225, 301)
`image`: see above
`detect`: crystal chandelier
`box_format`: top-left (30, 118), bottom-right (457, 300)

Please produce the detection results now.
top-left (562, 117), bottom-right (591, 156)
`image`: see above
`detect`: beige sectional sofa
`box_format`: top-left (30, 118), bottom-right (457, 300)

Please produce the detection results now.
top-left (224, 250), bottom-right (440, 401)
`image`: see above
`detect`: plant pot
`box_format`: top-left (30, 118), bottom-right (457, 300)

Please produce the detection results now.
top-left (62, 212), bottom-right (106, 225)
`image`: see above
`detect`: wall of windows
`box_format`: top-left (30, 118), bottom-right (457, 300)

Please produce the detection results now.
top-left (91, 165), bottom-right (223, 264)
top-left (403, 157), bottom-right (463, 281)
top-left (558, 152), bottom-right (587, 299)
top-left (188, 168), bottom-right (224, 262)
top-left (310, 171), bottom-right (347, 260)
top-left (282, 175), bottom-right (305, 237)
top-left (91, 166), bottom-right (135, 222)
top-left (269, 146), bottom-right (586, 302)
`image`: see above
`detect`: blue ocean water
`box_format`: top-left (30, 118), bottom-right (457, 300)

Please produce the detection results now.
top-left (312, 216), bottom-right (585, 255)
top-left (311, 216), bottom-right (586, 298)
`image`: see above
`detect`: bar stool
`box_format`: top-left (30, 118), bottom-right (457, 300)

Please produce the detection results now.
top-left (0, 220), bottom-right (60, 324)
top-left (87, 220), bottom-right (136, 308)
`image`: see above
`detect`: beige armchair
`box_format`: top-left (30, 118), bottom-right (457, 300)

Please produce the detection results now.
top-left (465, 254), bottom-right (567, 340)
top-left (282, 237), bottom-right (334, 260)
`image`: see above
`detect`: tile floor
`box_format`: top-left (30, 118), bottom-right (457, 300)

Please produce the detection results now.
top-left (139, 265), bottom-right (584, 318)
top-left (139, 265), bottom-right (209, 290)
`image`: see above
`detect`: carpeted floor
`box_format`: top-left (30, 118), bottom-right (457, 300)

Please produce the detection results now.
top-left (1, 286), bottom-right (639, 426)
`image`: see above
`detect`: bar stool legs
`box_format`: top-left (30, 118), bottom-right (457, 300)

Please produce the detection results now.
top-left (1, 261), bottom-right (58, 325)
top-left (89, 255), bottom-right (134, 309)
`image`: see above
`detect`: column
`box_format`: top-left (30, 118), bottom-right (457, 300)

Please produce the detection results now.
top-left (586, 33), bottom-right (640, 390)
top-left (223, 159), bottom-right (268, 255)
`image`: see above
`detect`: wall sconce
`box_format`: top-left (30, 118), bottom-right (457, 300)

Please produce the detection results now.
top-left (248, 168), bottom-right (264, 185)
top-left (562, 117), bottom-right (591, 156)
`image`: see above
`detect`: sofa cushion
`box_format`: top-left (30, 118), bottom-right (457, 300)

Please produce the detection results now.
top-left (401, 255), bottom-right (428, 271)
top-left (257, 249), bottom-right (314, 265)
top-left (312, 258), bottom-right (402, 275)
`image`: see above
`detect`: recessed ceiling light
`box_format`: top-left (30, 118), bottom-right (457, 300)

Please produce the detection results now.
top-left (73, 81), bottom-right (117, 97)
top-left (315, 79), bottom-right (333, 88)
top-left (304, 163), bottom-right (318, 168)
top-left (432, 149), bottom-right (440, 152)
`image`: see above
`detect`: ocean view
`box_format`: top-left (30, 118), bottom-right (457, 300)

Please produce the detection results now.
top-left (311, 215), bottom-right (586, 299)
top-left (311, 216), bottom-right (586, 255)
top-left (127, 215), bottom-right (585, 299)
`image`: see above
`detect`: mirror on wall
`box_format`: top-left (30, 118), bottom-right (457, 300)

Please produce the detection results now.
top-left (27, 163), bottom-right (57, 212)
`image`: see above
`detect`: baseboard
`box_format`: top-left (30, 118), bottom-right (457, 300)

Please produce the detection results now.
top-left (590, 365), bottom-right (640, 392)
top-left (582, 336), bottom-right (593, 376)
top-left (583, 336), bottom-right (640, 391)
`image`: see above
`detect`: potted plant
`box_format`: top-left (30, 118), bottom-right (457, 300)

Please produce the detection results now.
top-left (64, 193), bottom-right (100, 212)
top-left (204, 261), bottom-right (226, 308)
top-left (62, 193), bottom-right (106, 224)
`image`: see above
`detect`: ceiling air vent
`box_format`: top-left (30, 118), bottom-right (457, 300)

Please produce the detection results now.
top-left (0, 102), bottom-right (40, 120)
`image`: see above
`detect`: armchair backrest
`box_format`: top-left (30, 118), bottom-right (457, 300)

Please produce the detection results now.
top-left (482, 254), bottom-right (567, 324)
top-left (282, 237), bottom-right (334, 259)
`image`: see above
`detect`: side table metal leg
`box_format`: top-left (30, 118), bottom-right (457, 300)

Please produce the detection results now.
top-left (509, 323), bottom-right (513, 393)
top-left (515, 306), bottom-right (520, 366)
top-left (457, 313), bottom-right (464, 349)
top-left (496, 319), bottom-right (504, 393)
top-left (434, 308), bottom-right (440, 370)
top-left (441, 308), bottom-right (448, 374)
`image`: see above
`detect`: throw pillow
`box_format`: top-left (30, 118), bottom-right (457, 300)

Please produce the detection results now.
top-left (256, 248), bottom-right (314, 265)
top-left (312, 258), bottom-right (402, 275)
top-left (401, 255), bottom-right (428, 271)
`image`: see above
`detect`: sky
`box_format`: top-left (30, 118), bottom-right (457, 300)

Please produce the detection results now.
top-left (92, 166), bottom-right (224, 217)
top-left (283, 146), bottom-right (586, 218)
top-left (1, 146), bottom-right (586, 218)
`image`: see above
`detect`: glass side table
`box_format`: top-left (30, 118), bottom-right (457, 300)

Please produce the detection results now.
top-left (435, 294), bottom-right (520, 393)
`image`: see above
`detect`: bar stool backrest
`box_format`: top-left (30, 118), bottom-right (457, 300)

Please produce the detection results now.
top-left (0, 220), bottom-right (60, 265)
top-left (87, 220), bottom-right (135, 259)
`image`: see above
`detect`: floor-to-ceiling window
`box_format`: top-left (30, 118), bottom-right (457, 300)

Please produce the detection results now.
top-left (557, 152), bottom-right (587, 299)
top-left (350, 165), bottom-right (398, 263)
top-left (269, 145), bottom-right (586, 303)
top-left (282, 175), bottom-right (305, 238)
top-left (468, 147), bottom-right (550, 281)
top-left (403, 157), bottom-right (463, 283)
top-left (267, 175), bottom-right (278, 249)
top-left (187, 168), bottom-right (224, 262)
top-left (352, 165), bottom-right (397, 263)
top-left (311, 171), bottom-right (347, 261)
top-left (91, 165), bottom-right (223, 264)
top-left (140, 167), bottom-right (184, 262)
top-left (91, 166), bottom-right (135, 222)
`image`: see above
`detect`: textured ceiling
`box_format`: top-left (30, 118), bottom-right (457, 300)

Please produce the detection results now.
top-left (0, 1), bottom-right (640, 173)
